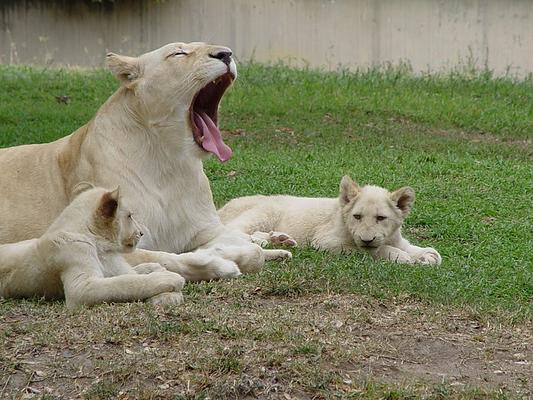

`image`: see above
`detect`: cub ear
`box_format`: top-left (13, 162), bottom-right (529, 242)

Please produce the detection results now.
top-left (106, 52), bottom-right (140, 87)
top-left (339, 175), bottom-right (360, 206)
top-left (98, 187), bottom-right (120, 219)
top-left (71, 181), bottom-right (95, 198)
top-left (390, 186), bottom-right (415, 216)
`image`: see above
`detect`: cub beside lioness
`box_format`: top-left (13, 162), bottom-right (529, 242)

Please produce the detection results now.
top-left (0, 186), bottom-right (185, 309)
top-left (219, 176), bottom-right (441, 265)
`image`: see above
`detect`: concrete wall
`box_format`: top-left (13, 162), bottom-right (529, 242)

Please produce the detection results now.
top-left (1, 0), bottom-right (532, 77)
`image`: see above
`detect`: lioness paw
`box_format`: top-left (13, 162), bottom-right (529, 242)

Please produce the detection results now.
top-left (147, 292), bottom-right (184, 306)
top-left (134, 262), bottom-right (166, 274)
top-left (415, 248), bottom-right (442, 265)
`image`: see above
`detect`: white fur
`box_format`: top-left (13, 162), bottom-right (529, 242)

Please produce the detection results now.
top-left (0, 42), bottom-right (289, 278)
top-left (219, 176), bottom-right (442, 265)
top-left (0, 187), bottom-right (186, 309)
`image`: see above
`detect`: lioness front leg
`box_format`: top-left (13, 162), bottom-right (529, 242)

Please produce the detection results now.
top-left (124, 249), bottom-right (241, 282)
top-left (133, 262), bottom-right (167, 274)
top-left (202, 243), bottom-right (293, 273)
top-left (371, 245), bottom-right (413, 264)
top-left (62, 262), bottom-right (185, 309)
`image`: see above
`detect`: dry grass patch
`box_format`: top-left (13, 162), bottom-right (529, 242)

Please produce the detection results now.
top-left (1, 281), bottom-right (531, 399)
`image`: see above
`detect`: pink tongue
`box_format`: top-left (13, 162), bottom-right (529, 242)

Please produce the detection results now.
top-left (193, 112), bottom-right (232, 162)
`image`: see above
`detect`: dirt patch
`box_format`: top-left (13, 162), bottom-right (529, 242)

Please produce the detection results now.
top-left (0, 293), bottom-right (531, 399)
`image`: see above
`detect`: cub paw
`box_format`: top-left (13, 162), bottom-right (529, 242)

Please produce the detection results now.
top-left (269, 231), bottom-right (298, 247)
top-left (415, 248), bottom-right (442, 266)
top-left (251, 233), bottom-right (270, 248)
top-left (213, 258), bottom-right (242, 279)
top-left (385, 248), bottom-right (413, 264)
top-left (147, 292), bottom-right (184, 306)
top-left (152, 271), bottom-right (186, 292)
top-left (266, 249), bottom-right (293, 261)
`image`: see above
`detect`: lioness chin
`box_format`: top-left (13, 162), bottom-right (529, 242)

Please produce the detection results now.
top-left (0, 186), bottom-right (186, 309)
top-left (219, 175), bottom-right (442, 265)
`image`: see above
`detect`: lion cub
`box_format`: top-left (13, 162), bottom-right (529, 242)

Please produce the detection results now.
top-left (219, 176), bottom-right (441, 265)
top-left (0, 186), bottom-right (185, 309)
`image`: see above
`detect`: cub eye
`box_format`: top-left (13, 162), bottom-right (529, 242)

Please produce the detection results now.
top-left (376, 215), bottom-right (387, 221)
top-left (127, 213), bottom-right (133, 219)
top-left (353, 214), bottom-right (362, 220)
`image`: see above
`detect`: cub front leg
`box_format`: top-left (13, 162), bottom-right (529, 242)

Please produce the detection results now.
top-left (61, 258), bottom-right (185, 309)
top-left (371, 245), bottom-right (413, 264)
top-left (133, 263), bottom-right (185, 306)
top-left (263, 249), bottom-right (292, 261)
top-left (412, 247), bottom-right (442, 265)
top-left (146, 291), bottom-right (184, 306)
top-left (396, 240), bottom-right (442, 266)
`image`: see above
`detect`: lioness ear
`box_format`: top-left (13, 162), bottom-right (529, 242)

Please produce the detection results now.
top-left (339, 175), bottom-right (360, 206)
top-left (71, 181), bottom-right (95, 198)
top-left (106, 53), bottom-right (140, 87)
top-left (98, 187), bottom-right (120, 219)
top-left (390, 187), bottom-right (415, 216)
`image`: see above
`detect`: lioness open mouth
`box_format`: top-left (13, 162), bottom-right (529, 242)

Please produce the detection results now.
top-left (190, 72), bottom-right (234, 162)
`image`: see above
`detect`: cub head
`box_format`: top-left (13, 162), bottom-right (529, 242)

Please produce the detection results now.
top-left (106, 42), bottom-right (237, 162)
top-left (339, 175), bottom-right (415, 249)
top-left (90, 187), bottom-right (143, 253)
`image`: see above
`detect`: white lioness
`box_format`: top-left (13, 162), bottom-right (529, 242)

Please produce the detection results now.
top-left (0, 186), bottom-right (187, 309)
top-left (0, 42), bottom-right (289, 279)
top-left (219, 176), bottom-right (442, 265)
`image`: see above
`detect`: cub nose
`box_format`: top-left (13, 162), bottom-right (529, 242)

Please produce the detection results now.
top-left (209, 50), bottom-right (232, 65)
top-left (139, 231), bottom-right (144, 237)
top-left (361, 238), bottom-right (375, 246)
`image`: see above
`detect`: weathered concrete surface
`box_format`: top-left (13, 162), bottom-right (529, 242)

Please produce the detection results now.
top-left (1, 0), bottom-right (531, 76)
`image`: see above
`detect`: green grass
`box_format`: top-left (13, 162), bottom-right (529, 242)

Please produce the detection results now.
top-left (0, 64), bottom-right (531, 321)
top-left (0, 64), bottom-right (532, 398)
top-left (215, 65), bottom-right (532, 322)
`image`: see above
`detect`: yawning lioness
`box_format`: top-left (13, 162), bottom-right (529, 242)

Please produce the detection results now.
top-left (0, 42), bottom-right (290, 280)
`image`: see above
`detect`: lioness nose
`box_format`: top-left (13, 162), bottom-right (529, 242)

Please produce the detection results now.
top-left (139, 231), bottom-right (144, 237)
top-left (209, 50), bottom-right (232, 65)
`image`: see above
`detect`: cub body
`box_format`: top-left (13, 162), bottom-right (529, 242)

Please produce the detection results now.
top-left (219, 176), bottom-right (441, 265)
top-left (0, 187), bottom-right (185, 309)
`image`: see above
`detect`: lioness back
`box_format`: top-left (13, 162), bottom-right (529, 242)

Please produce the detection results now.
top-left (0, 140), bottom-right (70, 243)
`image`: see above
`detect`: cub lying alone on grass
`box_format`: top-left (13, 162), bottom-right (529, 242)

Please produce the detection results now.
top-left (0, 186), bottom-right (185, 309)
top-left (219, 176), bottom-right (442, 265)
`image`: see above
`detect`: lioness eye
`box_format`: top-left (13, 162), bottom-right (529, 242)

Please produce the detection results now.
top-left (353, 214), bottom-right (362, 220)
top-left (376, 216), bottom-right (387, 221)
top-left (168, 51), bottom-right (188, 58)
top-left (127, 213), bottom-right (133, 219)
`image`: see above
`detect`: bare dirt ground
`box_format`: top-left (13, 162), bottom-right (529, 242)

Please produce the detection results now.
top-left (1, 286), bottom-right (531, 399)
